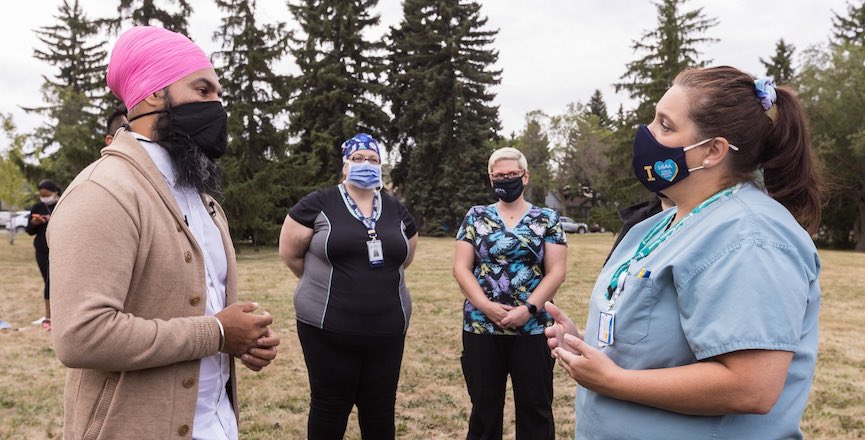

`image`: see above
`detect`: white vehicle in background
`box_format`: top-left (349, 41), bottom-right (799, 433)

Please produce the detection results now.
top-left (5, 211), bottom-right (30, 233)
top-left (0, 211), bottom-right (11, 229)
top-left (559, 216), bottom-right (589, 234)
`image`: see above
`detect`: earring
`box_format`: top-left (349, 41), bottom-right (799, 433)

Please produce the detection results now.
top-left (702, 160), bottom-right (710, 166)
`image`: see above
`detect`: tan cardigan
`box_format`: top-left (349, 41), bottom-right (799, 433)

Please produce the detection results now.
top-left (48, 130), bottom-right (239, 439)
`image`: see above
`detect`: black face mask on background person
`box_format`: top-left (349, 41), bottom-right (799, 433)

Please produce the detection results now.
top-left (128, 100), bottom-right (228, 160)
top-left (492, 177), bottom-right (524, 203)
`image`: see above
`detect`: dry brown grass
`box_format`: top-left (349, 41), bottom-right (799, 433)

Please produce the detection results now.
top-left (1, 232), bottom-right (863, 439)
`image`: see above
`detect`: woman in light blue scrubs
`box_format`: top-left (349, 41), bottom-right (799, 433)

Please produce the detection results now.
top-left (545, 66), bottom-right (823, 439)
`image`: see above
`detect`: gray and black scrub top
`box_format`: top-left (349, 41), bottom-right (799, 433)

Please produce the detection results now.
top-left (289, 185), bottom-right (418, 336)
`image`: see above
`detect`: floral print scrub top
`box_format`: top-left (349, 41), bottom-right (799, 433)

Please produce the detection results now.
top-left (456, 204), bottom-right (567, 335)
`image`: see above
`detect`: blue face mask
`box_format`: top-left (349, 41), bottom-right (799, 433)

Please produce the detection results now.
top-left (631, 125), bottom-right (721, 192)
top-left (346, 162), bottom-right (382, 189)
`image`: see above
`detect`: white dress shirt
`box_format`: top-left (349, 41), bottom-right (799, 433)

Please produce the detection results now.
top-left (136, 134), bottom-right (238, 440)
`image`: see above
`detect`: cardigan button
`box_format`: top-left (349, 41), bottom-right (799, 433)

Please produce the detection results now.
top-left (189, 296), bottom-right (201, 306)
top-left (183, 377), bottom-right (195, 388)
top-left (178, 424), bottom-right (190, 436)
top-left (184, 251), bottom-right (192, 263)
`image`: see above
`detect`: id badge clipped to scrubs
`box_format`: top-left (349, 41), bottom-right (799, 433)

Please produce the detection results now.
top-left (367, 238), bottom-right (384, 268)
top-left (598, 310), bottom-right (615, 347)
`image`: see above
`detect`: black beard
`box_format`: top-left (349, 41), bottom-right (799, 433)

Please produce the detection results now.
top-left (153, 99), bottom-right (222, 196)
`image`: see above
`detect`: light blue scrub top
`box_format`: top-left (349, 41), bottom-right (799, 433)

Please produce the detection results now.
top-left (577, 183), bottom-right (821, 439)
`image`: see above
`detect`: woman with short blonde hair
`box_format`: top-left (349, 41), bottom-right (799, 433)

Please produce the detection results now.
top-left (454, 146), bottom-right (567, 439)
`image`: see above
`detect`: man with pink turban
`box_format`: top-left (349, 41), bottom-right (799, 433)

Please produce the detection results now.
top-left (48, 26), bottom-right (279, 439)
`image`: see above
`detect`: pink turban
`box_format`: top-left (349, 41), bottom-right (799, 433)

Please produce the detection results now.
top-left (107, 26), bottom-right (213, 110)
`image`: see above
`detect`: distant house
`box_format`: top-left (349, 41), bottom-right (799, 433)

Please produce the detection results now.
top-left (544, 190), bottom-right (593, 219)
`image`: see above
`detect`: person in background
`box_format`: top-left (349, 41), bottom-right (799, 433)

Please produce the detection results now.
top-left (104, 105), bottom-right (128, 146)
top-left (453, 147), bottom-right (567, 440)
top-left (26, 179), bottom-right (61, 330)
top-left (279, 133), bottom-right (418, 440)
top-left (48, 26), bottom-right (279, 439)
top-left (604, 194), bottom-right (672, 265)
top-left (546, 66), bottom-right (823, 439)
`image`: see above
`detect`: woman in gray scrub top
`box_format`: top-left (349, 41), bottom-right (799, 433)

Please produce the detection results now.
top-left (545, 66), bottom-right (823, 439)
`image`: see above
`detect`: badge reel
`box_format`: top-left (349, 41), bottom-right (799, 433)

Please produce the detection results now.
top-left (599, 271), bottom-right (625, 347)
top-left (367, 229), bottom-right (384, 268)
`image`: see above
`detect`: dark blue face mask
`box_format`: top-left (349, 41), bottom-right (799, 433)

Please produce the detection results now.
top-left (631, 125), bottom-right (733, 192)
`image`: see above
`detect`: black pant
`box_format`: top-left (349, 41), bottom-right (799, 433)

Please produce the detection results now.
top-left (461, 331), bottom-right (555, 440)
top-left (35, 249), bottom-right (49, 299)
top-left (297, 320), bottom-right (406, 440)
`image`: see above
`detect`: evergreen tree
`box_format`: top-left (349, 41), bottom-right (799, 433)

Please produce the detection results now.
top-left (616, 0), bottom-right (717, 123)
top-left (799, 43), bottom-right (865, 250)
top-left (832, 0), bottom-right (865, 45)
top-left (286, 0), bottom-right (389, 188)
top-left (24, 0), bottom-right (108, 185)
top-left (388, 0), bottom-right (501, 234)
top-left (550, 103), bottom-right (612, 214)
top-left (597, 112), bottom-right (642, 233)
top-left (586, 89), bottom-right (611, 128)
top-left (213, 0), bottom-right (290, 247)
top-left (0, 115), bottom-right (36, 211)
top-left (110, 0), bottom-right (193, 35)
top-left (760, 38), bottom-right (796, 84)
top-left (514, 111), bottom-right (551, 206)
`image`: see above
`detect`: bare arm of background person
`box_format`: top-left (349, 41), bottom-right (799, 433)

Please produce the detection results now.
top-left (404, 233), bottom-right (419, 269)
top-left (278, 214), bottom-right (313, 278)
top-left (453, 240), bottom-right (512, 327)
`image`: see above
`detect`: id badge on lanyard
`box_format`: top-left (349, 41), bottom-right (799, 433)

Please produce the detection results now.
top-left (598, 310), bottom-right (615, 347)
top-left (599, 270), bottom-right (626, 347)
top-left (340, 184), bottom-right (384, 268)
top-left (367, 235), bottom-right (384, 268)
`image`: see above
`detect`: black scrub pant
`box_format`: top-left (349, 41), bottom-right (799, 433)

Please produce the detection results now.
top-left (35, 248), bottom-right (50, 299)
top-left (461, 331), bottom-right (555, 440)
top-left (297, 320), bottom-right (406, 440)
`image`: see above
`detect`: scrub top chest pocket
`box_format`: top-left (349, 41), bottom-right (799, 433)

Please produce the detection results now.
top-left (610, 274), bottom-right (657, 345)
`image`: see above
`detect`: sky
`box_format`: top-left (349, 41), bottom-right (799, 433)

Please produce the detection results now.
top-left (0, 0), bottom-right (849, 152)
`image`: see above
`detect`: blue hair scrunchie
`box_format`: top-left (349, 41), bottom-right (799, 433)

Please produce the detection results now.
top-left (340, 133), bottom-right (381, 158)
top-left (754, 77), bottom-right (777, 111)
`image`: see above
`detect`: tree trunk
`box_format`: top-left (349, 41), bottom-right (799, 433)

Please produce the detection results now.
top-left (855, 199), bottom-right (865, 252)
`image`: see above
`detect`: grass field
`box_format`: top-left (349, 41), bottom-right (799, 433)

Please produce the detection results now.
top-left (1, 232), bottom-right (864, 439)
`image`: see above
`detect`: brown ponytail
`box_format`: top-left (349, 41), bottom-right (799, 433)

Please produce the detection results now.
top-left (674, 66), bottom-right (824, 233)
top-left (760, 87), bottom-right (824, 233)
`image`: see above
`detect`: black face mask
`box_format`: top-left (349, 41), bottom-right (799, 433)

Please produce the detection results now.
top-left (492, 177), bottom-right (524, 203)
top-left (128, 101), bottom-right (228, 160)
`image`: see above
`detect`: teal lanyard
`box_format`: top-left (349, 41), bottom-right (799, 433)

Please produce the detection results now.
top-left (605, 184), bottom-right (741, 300)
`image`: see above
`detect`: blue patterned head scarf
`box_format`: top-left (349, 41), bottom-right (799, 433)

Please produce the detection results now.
top-left (754, 77), bottom-right (777, 111)
top-left (341, 133), bottom-right (381, 158)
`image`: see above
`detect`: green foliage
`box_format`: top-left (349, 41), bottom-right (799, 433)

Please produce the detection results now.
top-left (388, 0), bottom-right (501, 235)
top-left (24, 0), bottom-right (108, 186)
top-left (615, 0), bottom-right (717, 123)
top-left (512, 111), bottom-right (552, 207)
top-left (547, 103), bottom-right (618, 226)
top-left (286, 0), bottom-right (389, 189)
top-left (760, 38), bottom-right (796, 84)
top-left (798, 43), bottom-right (865, 250)
top-left (831, 0), bottom-right (865, 45)
top-left (213, 0), bottom-right (290, 247)
top-left (109, 0), bottom-right (193, 35)
top-left (550, 103), bottom-right (612, 199)
top-left (0, 116), bottom-right (35, 210)
top-left (586, 89), bottom-right (611, 128)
